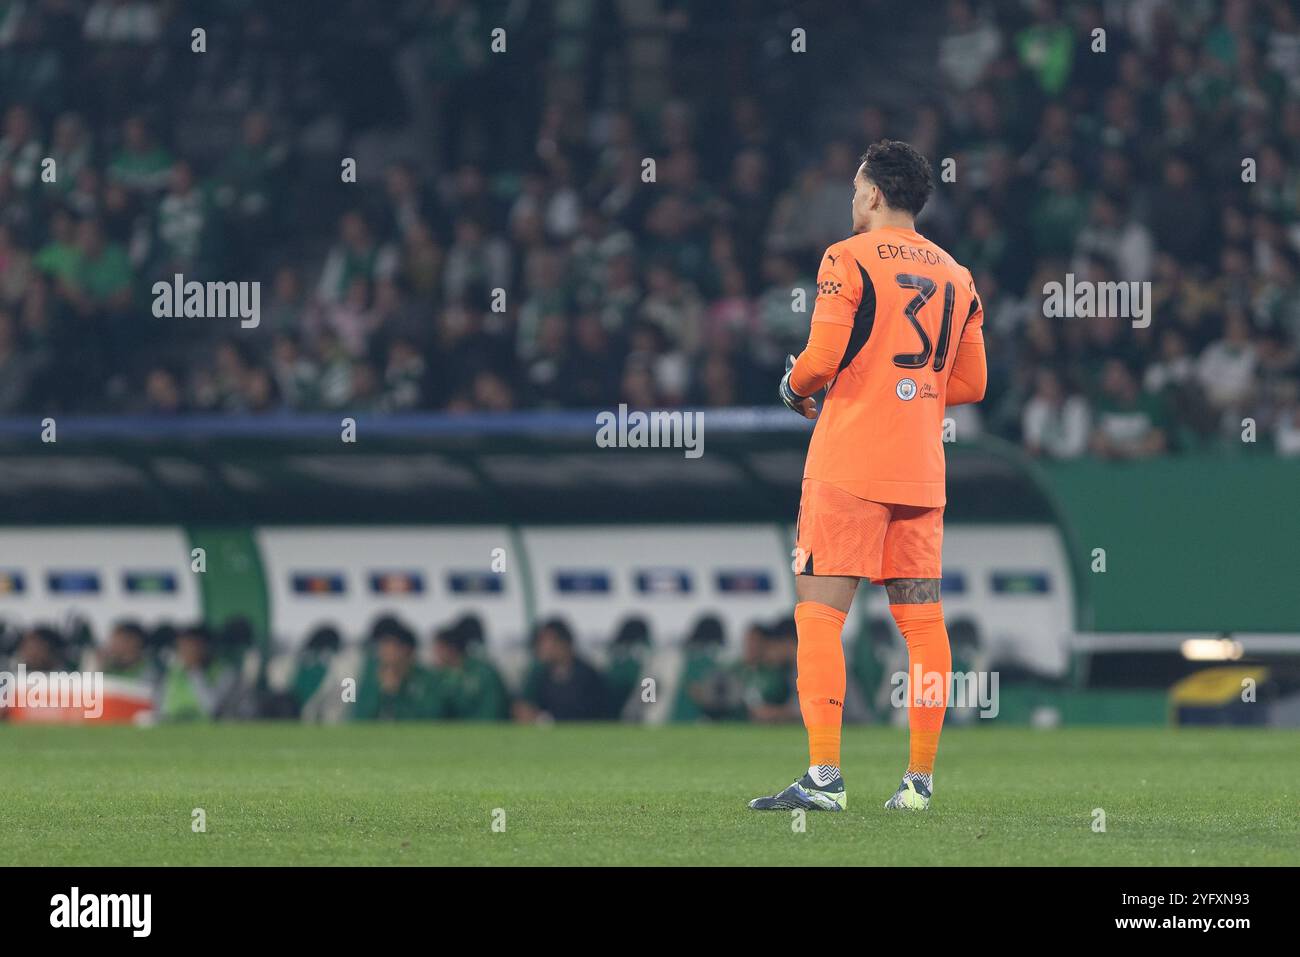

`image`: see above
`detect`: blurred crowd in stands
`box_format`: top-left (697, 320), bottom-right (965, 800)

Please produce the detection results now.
top-left (0, 611), bottom-right (983, 724)
top-left (2, 0), bottom-right (1299, 455)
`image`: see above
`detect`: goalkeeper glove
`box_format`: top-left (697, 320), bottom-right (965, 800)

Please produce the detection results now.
top-left (779, 354), bottom-right (818, 419)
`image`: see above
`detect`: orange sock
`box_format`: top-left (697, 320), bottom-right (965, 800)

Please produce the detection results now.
top-left (889, 601), bottom-right (950, 776)
top-left (794, 601), bottom-right (847, 769)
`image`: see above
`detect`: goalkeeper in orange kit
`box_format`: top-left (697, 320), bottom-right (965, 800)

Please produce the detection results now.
top-left (749, 140), bottom-right (987, 812)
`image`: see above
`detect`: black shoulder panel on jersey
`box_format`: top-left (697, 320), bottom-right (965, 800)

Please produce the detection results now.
top-left (962, 291), bottom-right (980, 329)
top-left (837, 262), bottom-right (876, 372)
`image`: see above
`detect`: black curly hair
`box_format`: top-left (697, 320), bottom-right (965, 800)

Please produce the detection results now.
top-left (859, 140), bottom-right (935, 216)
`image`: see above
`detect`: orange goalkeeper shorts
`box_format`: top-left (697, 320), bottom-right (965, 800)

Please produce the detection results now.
top-left (793, 479), bottom-right (944, 583)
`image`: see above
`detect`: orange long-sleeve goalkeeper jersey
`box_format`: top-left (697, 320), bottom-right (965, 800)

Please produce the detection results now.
top-left (788, 225), bottom-right (986, 507)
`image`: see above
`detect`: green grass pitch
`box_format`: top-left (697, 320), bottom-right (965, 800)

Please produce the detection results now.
top-left (5, 723), bottom-right (1297, 866)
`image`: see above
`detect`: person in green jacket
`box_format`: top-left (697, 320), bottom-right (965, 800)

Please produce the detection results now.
top-left (672, 616), bottom-right (742, 722)
top-left (431, 618), bottom-right (508, 721)
top-left (290, 625), bottom-right (342, 713)
top-left (353, 616), bottom-right (440, 721)
top-left (605, 617), bottom-right (652, 720)
top-left (158, 625), bottom-right (240, 721)
top-left (735, 619), bottom-right (799, 724)
top-left (850, 617), bottom-right (899, 724)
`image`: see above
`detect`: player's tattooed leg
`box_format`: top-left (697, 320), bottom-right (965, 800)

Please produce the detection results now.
top-left (883, 577), bottom-right (941, 604)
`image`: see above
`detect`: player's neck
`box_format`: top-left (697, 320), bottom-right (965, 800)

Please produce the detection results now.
top-left (866, 211), bottom-right (916, 233)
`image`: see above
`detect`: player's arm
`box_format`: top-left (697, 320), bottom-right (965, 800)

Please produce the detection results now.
top-left (779, 243), bottom-right (862, 418)
top-left (945, 282), bottom-right (986, 407)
